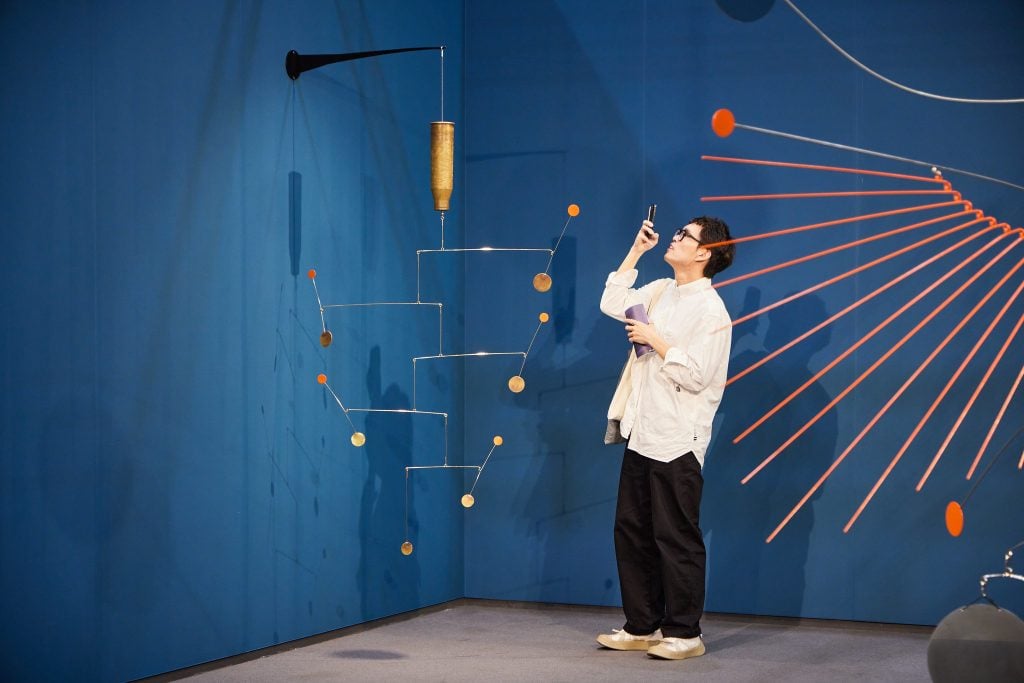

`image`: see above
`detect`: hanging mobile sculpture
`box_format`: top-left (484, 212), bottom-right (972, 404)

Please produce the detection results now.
top-left (287, 44), bottom-right (577, 555)
top-left (706, 107), bottom-right (1023, 542)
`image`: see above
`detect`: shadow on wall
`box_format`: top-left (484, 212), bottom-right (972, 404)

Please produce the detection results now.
top-left (359, 346), bottom-right (420, 620)
top-left (703, 287), bottom-right (837, 617)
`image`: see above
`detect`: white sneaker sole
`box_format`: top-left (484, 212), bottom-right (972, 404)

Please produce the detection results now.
top-left (596, 634), bottom-right (659, 651)
top-left (647, 640), bottom-right (706, 660)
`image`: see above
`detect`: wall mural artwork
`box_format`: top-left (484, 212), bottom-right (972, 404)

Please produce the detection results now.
top-left (287, 46), bottom-right (578, 556)
top-left (712, 0), bottom-right (1024, 543)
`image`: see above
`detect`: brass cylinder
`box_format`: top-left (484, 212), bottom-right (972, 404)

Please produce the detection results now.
top-left (431, 121), bottom-right (455, 211)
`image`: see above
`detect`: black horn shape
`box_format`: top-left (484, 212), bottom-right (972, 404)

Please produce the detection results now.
top-left (285, 47), bottom-right (443, 80)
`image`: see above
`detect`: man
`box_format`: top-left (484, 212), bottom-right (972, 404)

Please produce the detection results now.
top-left (597, 215), bottom-right (734, 660)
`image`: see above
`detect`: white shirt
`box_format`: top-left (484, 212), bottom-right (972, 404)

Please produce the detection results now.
top-left (600, 270), bottom-right (732, 466)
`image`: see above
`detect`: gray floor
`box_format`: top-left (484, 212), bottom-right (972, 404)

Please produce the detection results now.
top-left (182, 602), bottom-right (933, 682)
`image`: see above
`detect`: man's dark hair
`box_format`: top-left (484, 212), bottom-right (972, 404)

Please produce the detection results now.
top-left (691, 215), bottom-right (734, 278)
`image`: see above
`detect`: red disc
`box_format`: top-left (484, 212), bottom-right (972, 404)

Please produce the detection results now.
top-left (945, 501), bottom-right (964, 537)
top-left (712, 109), bottom-right (736, 138)
top-left (317, 373), bottom-right (327, 384)
top-left (307, 268), bottom-right (317, 279)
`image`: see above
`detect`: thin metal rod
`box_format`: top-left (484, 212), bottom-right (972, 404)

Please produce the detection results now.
top-left (414, 352), bottom-right (525, 361)
top-left (715, 210), bottom-right (974, 291)
top-left (519, 320), bottom-right (546, 375)
top-left (726, 220), bottom-right (997, 386)
top-left (704, 200), bottom-right (965, 250)
top-left (440, 46), bottom-right (445, 121)
top-left (701, 155), bottom-right (944, 184)
top-left (346, 408), bottom-right (447, 418)
top-left (417, 248), bottom-right (553, 254)
top-left (469, 443), bottom-right (499, 494)
top-left (407, 465), bottom-right (479, 471)
top-left (702, 189), bottom-right (952, 202)
top-left (724, 215), bottom-right (983, 331)
top-left (322, 382), bottom-right (358, 432)
top-left (782, 0), bottom-right (1024, 105)
top-left (840, 255), bottom-right (1024, 532)
top-left (733, 122), bottom-right (1024, 193)
top-left (545, 216), bottom-right (574, 273)
top-left (734, 229), bottom-right (1011, 447)
top-left (751, 236), bottom-right (1020, 518)
top-left (323, 301), bottom-right (442, 309)
top-left (963, 430), bottom-right (1024, 509)
top-left (311, 277), bottom-right (327, 331)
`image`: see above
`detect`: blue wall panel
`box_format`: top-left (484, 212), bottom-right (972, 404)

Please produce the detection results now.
top-left (0, 1), bottom-right (464, 680)
top-left (463, 0), bottom-right (1024, 625)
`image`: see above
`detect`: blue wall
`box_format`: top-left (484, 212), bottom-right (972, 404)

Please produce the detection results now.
top-left (0, 1), bottom-right (464, 680)
top-left (462, 0), bottom-right (1024, 625)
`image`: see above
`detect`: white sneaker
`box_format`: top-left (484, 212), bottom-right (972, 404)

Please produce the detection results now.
top-left (596, 628), bottom-right (663, 651)
top-left (647, 635), bottom-right (706, 660)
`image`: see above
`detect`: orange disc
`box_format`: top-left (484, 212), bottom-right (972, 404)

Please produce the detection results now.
top-left (539, 312), bottom-right (550, 323)
top-left (401, 541), bottom-right (414, 556)
top-left (945, 501), bottom-right (964, 537)
top-left (567, 204), bottom-right (580, 217)
top-left (461, 494), bottom-right (475, 508)
top-left (533, 273), bottom-right (552, 292)
top-left (316, 373), bottom-right (327, 384)
top-left (320, 330), bottom-right (333, 348)
top-left (493, 436), bottom-right (503, 446)
top-left (307, 268), bottom-right (317, 279)
top-left (712, 108), bottom-right (735, 138)
top-left (508, 375), bottom-right (525, 393)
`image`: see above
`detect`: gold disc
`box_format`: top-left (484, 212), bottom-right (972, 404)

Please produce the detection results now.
top-left (461, 494), bottom-right (475, 508)
top-left (533, 272), bottom-right (552, 292)
top-left (350, 432), bottom-right (366, 447)
top-left (508, 375), bottom-right (525, 393)
top-left (493, 435), bottom-right (503, 446)
top-left (401, 541), bottom-right (414, 556)
top-left (320, 330), bottom-right (333, 348)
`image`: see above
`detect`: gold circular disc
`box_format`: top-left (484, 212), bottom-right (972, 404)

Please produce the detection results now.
top-left (493, 435), bottom-right (503, 446)
top-left (320, 330), bottom-right (333, 348)
top-left (533, 272), bottom-right (552, 292)
top-left (351, 432), bottom-right (366, 447)
top-left (461, 494), bottom-right (475, 508)
top-left (508, 375), bottom-right (525, 393)
top-left (401, 541), bottom-right (414, 556)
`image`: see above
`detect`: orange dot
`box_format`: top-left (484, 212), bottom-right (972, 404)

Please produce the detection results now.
top-left (539, 312), bottom-right (550, 323)
top-left (317, 373), bottom-right (327, 384)
top-left (945, 501), bottom-right (964, 537)
top-left (567, 204), bottom-right (580, 217)
top-left (712, 109), bottom-right (735, 138)
top-left (307, 268), bottom-right (317, 279)
top-left (493, 436), bottom-right (503, 446)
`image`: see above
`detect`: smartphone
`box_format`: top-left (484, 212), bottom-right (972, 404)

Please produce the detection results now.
top-left (643, 203), bottom-right (657, 239)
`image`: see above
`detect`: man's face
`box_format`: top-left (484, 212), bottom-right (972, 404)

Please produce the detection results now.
top-left (664, 222), bottom-right (705, 270)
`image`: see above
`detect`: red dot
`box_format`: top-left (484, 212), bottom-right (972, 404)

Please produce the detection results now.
top-left (317, 373), bottom-right (327, 384)
top-left (945, 501), bottom-right (964, 537)
top-left (712, 109), bottom-right (735, 138)
top-left (307, 269), bottom-right (317, 280)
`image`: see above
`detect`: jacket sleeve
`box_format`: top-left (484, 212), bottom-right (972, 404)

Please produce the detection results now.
top-left (659, 305), bottom-right (731, 393)
top-left (600, 270), bottom-right (666, 322)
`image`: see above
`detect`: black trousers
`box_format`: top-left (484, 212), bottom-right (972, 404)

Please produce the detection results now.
top-left (614, 447), bottom-right (705, 639)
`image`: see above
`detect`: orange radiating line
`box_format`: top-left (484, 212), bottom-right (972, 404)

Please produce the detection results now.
top-left (702, 189), bottom-right (952, 202)
top-left (968, 361), bottom-right (1024, 480)
top-left (727, 219), bottom-right (995, 387)
top-left (842, 255), bottom-right (1024, 532)
top-left (737, 229), bottom-right (1011, 465)
top-left (917, 234), bottom-right (1024, 489)
top-left (701, 155), bottom-right (944, 184)
top-left (725, 214), bottom-right (981, 329)
top-left (905, 290), bottom-right (1024, 492)
top-left (715, 210), bottom-right (973, 290)
top-left (702, 201), bottom-right (966, 249)
top-left (762, 237), bottom-right (1022, 542)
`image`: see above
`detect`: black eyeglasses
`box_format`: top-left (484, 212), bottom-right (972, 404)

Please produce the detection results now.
top-left (673, 227), bottom-right (703, 245)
